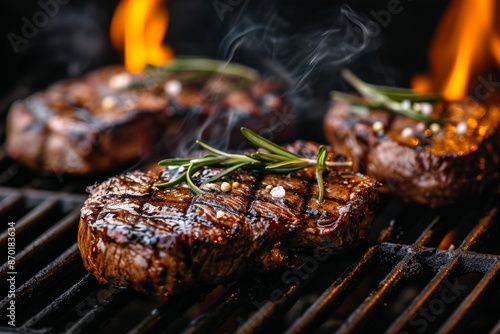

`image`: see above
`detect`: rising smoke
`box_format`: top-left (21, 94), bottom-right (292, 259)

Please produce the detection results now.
top-left (172, 3), bottom-right (379, 156)
top-left (219, 4), bottom-right (378, 95)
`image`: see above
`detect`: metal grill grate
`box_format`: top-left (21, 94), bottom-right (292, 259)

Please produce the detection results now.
top-left (1, 179), bottom-right (499, 333)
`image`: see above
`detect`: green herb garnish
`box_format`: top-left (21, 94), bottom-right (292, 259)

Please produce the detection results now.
top-left (331, 69), bottom-right (443, 125)
top-left (155, 128), bottom-right (352, 202)
top-left (130, 57), bottom-right (260, 90)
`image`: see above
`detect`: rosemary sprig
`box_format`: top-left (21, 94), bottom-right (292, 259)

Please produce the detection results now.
top-left (155, 128), bottom-right (352, 202)
top-left (129, 57), bottom-right (260, 89)
top-left (331, 69), bottom-right (443, 125)
top-left (316, 146), bottom-right (327, 202)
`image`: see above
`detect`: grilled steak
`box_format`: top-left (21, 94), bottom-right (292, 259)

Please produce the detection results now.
top-left (6, 66), bottom-right (291, 174)
top-left (324, 100), bottom-right (500, 206)
top-left (79, 141), bottom-right (379, 295)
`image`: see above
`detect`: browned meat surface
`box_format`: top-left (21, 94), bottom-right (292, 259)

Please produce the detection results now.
top-left (78, 141), bottom-right (379, 295)
top-left (6, 66), bottom-right (291, 174)
top-left (324, 100), bottom-right (500, 206)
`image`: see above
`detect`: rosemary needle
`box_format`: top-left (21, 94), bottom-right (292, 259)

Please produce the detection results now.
top-left (155, 128), bottom-right (352, 202)
top-left (331, 69), bottom-right (443, 125)
top-left (129, 57), bottom-right (260, 90)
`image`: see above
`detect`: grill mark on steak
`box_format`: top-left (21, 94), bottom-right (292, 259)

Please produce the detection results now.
top-left (299, 177), bottom-right (315, 218)
top-left (79, 141), bottom-right (379, 295)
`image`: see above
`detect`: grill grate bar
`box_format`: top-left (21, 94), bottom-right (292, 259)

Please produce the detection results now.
top-left (65, 287), bottom-right (133, 334)
top-left (22, 274), bottom-right (96, 329)
top-left (128, 286), bottom-right (215, 334)
top-left (457, 252), bottom-right (498, 272)
top-left (490, 320), bottom-right (500, 334)
top-left (285, 246), bottom-right (381, 334)
top-left (460, 207), bottom-right (499, 251)
top-left (0, 209), bottom-right (80, 277)
top-left (0, 191), bottom-right (23, 215)
top-left (0, 178), bottom-right (499, 332)
top-left (0, 197), bottom-right (60, 249)
top-left (414, 215), bottom-right (443, 247)
top-left (373, 197), bottom-right (405, 243)
top-left (385, 256), bottom-right (461, 334)
top-left (181, 276), bottom-right (267, 334)
top-left (0, 244), bottom-right (80, 313)
top-left (336, 253), bottom-right (423, 334)
top-left (437, 261), bottom-right (500, 334)
top-left (234, 275), bottom-right (317, 334)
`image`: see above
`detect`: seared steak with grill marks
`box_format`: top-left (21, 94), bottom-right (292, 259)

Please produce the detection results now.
top-left (78, 141), bottom-right (379, 295)
top-left (324, 101), bottom-right (500, 206)
top-left (6, 66), bottom-right (291, 174)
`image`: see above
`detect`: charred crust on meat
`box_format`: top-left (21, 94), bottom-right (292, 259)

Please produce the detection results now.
top-left (325, 100), bottom-right (500, 206)
top-left (6, 66), bottom-right (293, 175)
top-left (78, 141), bottom-right (379, 295)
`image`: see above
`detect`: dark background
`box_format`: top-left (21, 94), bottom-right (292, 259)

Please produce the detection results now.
top-left (0, 0), bottom-right (450, 139)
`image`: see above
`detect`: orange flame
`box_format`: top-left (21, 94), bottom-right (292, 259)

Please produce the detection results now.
top-left (412, 0), bottom-right (498, 100)
top-left (110, 0), bottom-right (174, 73)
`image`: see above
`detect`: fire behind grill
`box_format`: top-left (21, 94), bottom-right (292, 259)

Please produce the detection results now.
top-left (1, 147), bottom-right (500, 334)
